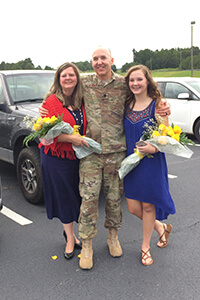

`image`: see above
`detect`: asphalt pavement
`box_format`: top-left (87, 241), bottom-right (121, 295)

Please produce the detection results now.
top-left (0, 139), bottom-right (200, 300)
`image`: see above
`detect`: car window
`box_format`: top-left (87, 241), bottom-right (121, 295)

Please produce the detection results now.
top-left (186, 81), bottom-right (200, 93)
top-left (6, 73), bottom-right (54, 103)
top-left (165, 82), bottom-right (188, 98)
top-left (0, 78), bottom-right (5, 103)
top-left (157, 82), bottom-right (165, 97)
top-left (164, 82), bottom-right (198, 100)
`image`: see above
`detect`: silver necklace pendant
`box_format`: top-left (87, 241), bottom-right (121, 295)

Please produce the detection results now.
top-left (71, 108), bottom-right (83, 127)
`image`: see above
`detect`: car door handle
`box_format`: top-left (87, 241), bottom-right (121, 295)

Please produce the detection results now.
top-left (7, 116), bottom-right (16, 121)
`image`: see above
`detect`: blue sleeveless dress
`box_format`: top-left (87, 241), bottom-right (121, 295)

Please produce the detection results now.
top-left (124, 100), bottom-right (176, 220)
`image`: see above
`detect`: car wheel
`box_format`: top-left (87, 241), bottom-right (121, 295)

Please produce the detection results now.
top-left (17, 146), bottom-right (44, 204)
top-left (194, 119), bottom-right (200, 141)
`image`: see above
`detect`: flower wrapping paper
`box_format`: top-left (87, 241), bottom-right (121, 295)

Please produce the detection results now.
top-left (41, 122), bottom-right (102, 158)
top-left (40, 122), bottom-right (73, 145)
top-left (72, 137), bottom-right (102, 159)
top-left (118, 136), bottom-right (193, 179)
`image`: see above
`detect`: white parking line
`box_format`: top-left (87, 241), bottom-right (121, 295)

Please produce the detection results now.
top-left (0, 206), bottom-right (33, 225)
top-left (168, 174), bottom-right (178, 179)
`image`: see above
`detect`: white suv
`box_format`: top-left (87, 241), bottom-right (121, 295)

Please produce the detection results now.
top-left (155, 77), bottom-right (200, 141)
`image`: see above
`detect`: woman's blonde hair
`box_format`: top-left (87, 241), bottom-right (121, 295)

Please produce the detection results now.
top-left (44, 62), bottom-right (83, 110)
top-left (125, 64), bottom-right (162, 110)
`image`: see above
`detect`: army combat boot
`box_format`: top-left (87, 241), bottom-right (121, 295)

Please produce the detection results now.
top-left (107, 228), bottom-right (122, 257)
top-left (79, 238), bottom-right (93, 269)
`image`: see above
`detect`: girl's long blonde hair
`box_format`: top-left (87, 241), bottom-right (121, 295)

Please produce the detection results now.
top-left (44, 62), bottom-right (83, 110)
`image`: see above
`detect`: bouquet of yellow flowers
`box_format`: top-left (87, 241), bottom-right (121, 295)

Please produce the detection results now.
top-left (23, 114), bottom-right (102, 158)
top-left (23, 114), bottom-right (73, 147)
top-left (118, 119), bottom-right (194, 179)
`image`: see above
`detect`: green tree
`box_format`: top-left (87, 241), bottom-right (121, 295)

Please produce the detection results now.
top-left (121, 62), bottom-right (135, 73)
top-left (73, 61), bottom-right (93, 72)
top-left (194, 55), bottom-right (200, 68)
top-left (111, 64), bottom-right (117, 72)
top-left (44, 66), bottom-right (54, 70)
top-left (1, 47), bottom-right (200, 71)
top-left (134, 49), bottom-right (154, 66)
top-left (182, 54), bottom-right (200, 69)
top-left (35, 65), bottom-right (42, 70)
top-left (0, 61), bottom-right (6, 70)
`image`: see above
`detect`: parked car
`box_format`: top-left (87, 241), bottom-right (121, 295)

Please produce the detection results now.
top-left (0, 176), bottom-right (2, 210)
top-left (154, 77), bottom-right (200, 141)
top-left (0, 70), bottom-right (55, 204)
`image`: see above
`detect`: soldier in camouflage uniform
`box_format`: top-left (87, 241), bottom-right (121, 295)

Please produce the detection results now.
top-left (78, 49), bottom-right (127, 268)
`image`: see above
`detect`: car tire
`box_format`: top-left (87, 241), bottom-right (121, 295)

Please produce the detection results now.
top-left (17, 146), bottom-right (44, 204)
top-left (194, 119), bottom-right (200, 141)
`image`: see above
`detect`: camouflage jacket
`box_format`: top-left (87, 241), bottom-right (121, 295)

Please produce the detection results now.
top-left (82, 72), bottom-right (127, 154)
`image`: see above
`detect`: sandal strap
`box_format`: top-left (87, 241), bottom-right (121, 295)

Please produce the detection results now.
top-left (141, 248), bottom-right (151, 261)
top-left (159, 231), bottom-right (165, 241)
top-left (159, 224), bottom-right (168, 243)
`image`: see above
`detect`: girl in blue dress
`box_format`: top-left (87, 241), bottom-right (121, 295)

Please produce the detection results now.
top-left (124, 65), bottom-right (176, 266)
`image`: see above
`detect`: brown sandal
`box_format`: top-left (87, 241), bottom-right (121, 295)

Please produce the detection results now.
top-left (157, 224), bottom-right (172, 248)
top-left (141, 248), bottom-right (153, 266)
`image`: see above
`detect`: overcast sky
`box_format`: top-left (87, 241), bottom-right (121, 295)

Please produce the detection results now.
top-left (1, 0), bottom-right (199, 69)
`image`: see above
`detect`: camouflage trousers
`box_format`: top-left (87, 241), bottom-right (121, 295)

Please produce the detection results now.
top-left (78, 151), bottom-right (126, 240)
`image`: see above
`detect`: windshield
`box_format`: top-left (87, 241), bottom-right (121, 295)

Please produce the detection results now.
top-left (186, 80), bottom-right (200, 93)
top-left (6, 72), bottom-right (55, 103)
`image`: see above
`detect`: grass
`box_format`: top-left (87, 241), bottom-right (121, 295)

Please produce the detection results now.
top-left (119, 69), bottom-right (200, 78)
top-left (152, 69), bottom-right (200, 77)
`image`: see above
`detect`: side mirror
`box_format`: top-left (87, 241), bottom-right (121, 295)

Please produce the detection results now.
top-left (177, 93), bottom-right (190, 99)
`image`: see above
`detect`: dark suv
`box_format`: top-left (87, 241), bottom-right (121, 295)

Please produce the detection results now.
top-left (0, 70), bottom-right (55, 204)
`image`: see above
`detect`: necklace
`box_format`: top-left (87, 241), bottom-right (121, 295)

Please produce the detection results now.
top-left (70, 108), bottom-right (84, 128)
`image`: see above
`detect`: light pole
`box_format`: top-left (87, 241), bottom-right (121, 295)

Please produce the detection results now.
top-left (191, 21), bottom-right (195, 77)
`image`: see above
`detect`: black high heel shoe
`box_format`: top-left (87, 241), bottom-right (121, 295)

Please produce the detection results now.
top-left (63, 231), bottom-right (82, 250)
top-left (64, 238), bottom-right (75, 260)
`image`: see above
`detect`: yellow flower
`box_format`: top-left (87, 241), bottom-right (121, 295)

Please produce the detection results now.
top-left (158, 124), bottom-right (167, 132)
top-left (173, 125), bottom-right (182, 134)
top-left (166, 127), bottom-right (174, 137)
top-left (166, 125), bottom-right (172, 131)
top-left (23, 113), bottom-right (64, 148)
top-left (172, 133), bottom-right (180, 142)
top-left (152, 130), bottom-right (161, 138)
top-left (134, 148), bottom-right (144, 159)
top-left (158, 136), bottom-right (168, 145)
top-left (161, 130), bottom-right (168, 136)
top-left (73, 125), bottom-right (80, 135)
top-left (43, 117), bottom-right (51, 123)
top-left (49, 116), bottom-right (58, 124)
top-left (36, 117), bottom-right (44, 125)
top-left (51, 255), bottom-right (58, 260)
top-left (33, 123), bottom-right (42, 131)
